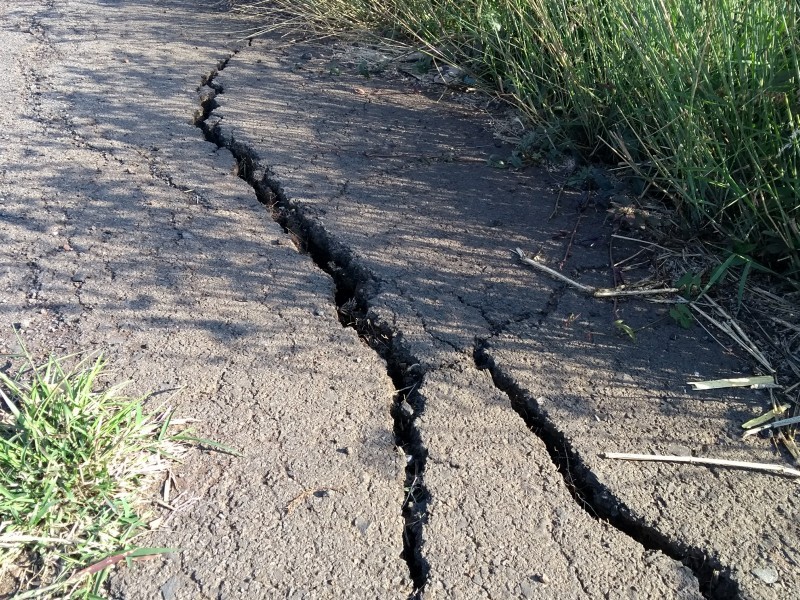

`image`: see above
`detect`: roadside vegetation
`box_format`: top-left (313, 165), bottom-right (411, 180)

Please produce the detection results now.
top-left (235, 0), bottom-right (800, 276)
top-left (234, 0), bottom-right (800, 456)
top-left (0, 347), bottom-right (191, 598)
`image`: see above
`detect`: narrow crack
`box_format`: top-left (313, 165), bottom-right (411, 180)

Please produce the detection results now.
top-left (26, 260), bottom-right (42, 307)
top-left (194, 55), bottom-right (430, 598)
top-left (472, 342), bottom-right (739, 600)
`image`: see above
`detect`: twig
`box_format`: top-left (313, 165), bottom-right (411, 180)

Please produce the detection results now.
top-left (689, 298), bottom-right (774, 372)
top-left (770, 316), bottom-right (800, 334)
top-left (601, 452), bottom-right (800, 478)
top-left (611, 234), bottom-right (671, 252)
top-left (609, 235), bottom-right (621, 316)
top-left (514, 248), bottom-right (679, 298)
top-left (613, 247), bottom-right (648, 269)
top-left (515, 248), bottom-right (594, 292)
top-left (559, 201), bottom-right (584, 270)
top-left (70, 550), bottom-right (138, 580)
top-left (549, 186), bottom-right (565, 220)
top-left (284, 486), bottom-right (343, 515)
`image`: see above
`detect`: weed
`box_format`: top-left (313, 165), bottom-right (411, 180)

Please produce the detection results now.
top-left (0, 346), bottom-right (196, 598)
top-left (675, 272), bottom-right (703, 300)
top-left (412, 55), bottom-right (432, 75)
top-left (614, 319), bottom-right (637, 341)
top-left (668, 249), bottom-right (780, 326)
top-left (669, 303), bottom-right (694, 329)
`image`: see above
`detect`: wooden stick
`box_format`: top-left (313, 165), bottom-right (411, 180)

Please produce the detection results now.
top-left (601, 452), bottom-right (800, 478)
top-left (514, 249), bottom-right (594, 292)
top-left (688, 300), bottom-right (774, 372)
top-left (514, 248), bottom-right (679, 298)
top-left (559, 197), bottom-right (585, 270)
top-left (610, 233), bottom-right (670, 251)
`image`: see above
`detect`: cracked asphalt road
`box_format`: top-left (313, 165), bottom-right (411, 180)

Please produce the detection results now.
top-left (1, 1), bottom-right (798, 599)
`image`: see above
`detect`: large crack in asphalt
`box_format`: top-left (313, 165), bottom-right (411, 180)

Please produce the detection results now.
top-left (191, 51), bottom-right (739, 600)
top-left (194, 54), bottom-right (430, 598)
top-left (472, 342), bottom-right (739, 600)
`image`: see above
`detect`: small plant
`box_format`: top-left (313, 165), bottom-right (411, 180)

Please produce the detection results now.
top-left (668, 250), bottom-right (779, 327)
top-left (506, 138), bottom-right (543, 169)
top-left (669, 303), bottom-right (694, 329)
top-left (701, 249), bottom-right (777, 309)
top-left (614, 319), bottom-right (637, 341)
top-left (0, 346), bottom-right (197, 598)
top-left (668, 272), bottom-right (700, 328)
top-left (674, 271), bottom-right (703, 300)
top-left (567, 166), bottom-right (615, 192)
top-left (412, 54), bottom-right (432, 74)
top-left (488, 129), bottom-right (553, 170)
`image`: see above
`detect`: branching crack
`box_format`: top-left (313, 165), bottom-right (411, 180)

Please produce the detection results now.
top-left (472, 342), bottom-right (738, 600)
top-left (193, 55), bottom-right (430, 598)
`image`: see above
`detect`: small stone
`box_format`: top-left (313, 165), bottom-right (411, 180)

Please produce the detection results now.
top-left (353, 517), bottom-right (370, 534)
top-left (300, 52), bottom-right (313, 60)
top-left (520, 581), bottom-right (535, 598)
top-left (71, 272), bottom-right (86, 282)
top-left (666, 444), bottom-right (692, 457)
top-left (160, 575), bottom-right (179, 600)
top-left (752, 566), bottom-right (779, 584)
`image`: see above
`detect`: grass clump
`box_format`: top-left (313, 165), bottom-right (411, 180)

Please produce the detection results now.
top-left (0, 348), bottom-right (189, 598)
top-left (235, 0), bottom-right (800, 274)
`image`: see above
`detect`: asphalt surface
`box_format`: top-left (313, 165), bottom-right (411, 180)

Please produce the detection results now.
top-left (1, 1), bottom-right (797, 599)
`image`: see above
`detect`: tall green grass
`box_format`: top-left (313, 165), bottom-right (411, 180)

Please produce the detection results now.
top-left (237, 0), bottom-right (800, 273)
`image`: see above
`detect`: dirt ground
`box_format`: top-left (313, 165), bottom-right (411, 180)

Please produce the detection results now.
top-left (1, 1), bottom-right (797, 599)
